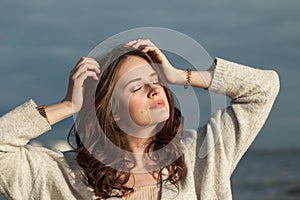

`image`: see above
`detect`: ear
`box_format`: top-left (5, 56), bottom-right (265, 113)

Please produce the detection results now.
top-left (111, 97), bottom-right (120, 122)
top-left (113, 113), bottom-right (120, 122)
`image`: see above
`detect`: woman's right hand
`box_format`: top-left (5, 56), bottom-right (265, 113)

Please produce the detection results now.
top-left (62, 57), bottom-right (100, 113)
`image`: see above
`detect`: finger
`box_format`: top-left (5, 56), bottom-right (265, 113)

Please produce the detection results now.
top-left (84, 57), bottom-right (100, 66)
top-left (136, 39), bottom-right (155, 47)
top-left (74, 71), bottom-right (99, 87)
top-left (82, 70), bottom-right (99, 81)
top-left (76, 61), bottom-right (100, 73)
top-left (142, 46), bottom-right (159, 53)
top-left (73, 57), bottom-right (99, 72)
top-left (76, 57), bottom-right (100, 69)
top-left (72, 58), bottom-right (100, 73)
top-left (143, 39), bottom-right (155, 46)
top-left (127, 39), bottom-right (154, 48)
top-left (71, 57), bottom-right (96, 75)
top-left (72, 63), bottom-right (100, 80)
top-left (132, 40), bottom-right (156, 50)
top-left (143, 46), bottom-right (165, 59)
top-left (126, 40), bottom-right (138, 46)
top-left (74, 57), bottom-right (86, 66)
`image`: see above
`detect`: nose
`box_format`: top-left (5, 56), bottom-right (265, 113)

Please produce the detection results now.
top-left (147, 84), bottom-right (160, 98)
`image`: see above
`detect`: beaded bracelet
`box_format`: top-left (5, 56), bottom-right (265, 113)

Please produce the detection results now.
top-left (184, 68), bottom-right (192, 89)
top-left (36, 105), bottom-right (50, 124)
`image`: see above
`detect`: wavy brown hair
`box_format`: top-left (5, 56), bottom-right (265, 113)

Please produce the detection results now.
top-left (68, 45), bottom-right (187, 199)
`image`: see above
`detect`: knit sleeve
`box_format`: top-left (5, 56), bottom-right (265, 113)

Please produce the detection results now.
top-left (0, 99), bottom-right (51, 152)
top-left (197, 57), bottom-right (280, 173)
top-left (0, 101), bottom-right (93, 199)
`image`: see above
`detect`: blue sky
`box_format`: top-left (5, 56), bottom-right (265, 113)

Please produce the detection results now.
top-left (0, 0), bottom-right (299, 150)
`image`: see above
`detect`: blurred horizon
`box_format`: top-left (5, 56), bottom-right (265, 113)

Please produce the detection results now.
top-left (0, 0), bottom-right (299, 151)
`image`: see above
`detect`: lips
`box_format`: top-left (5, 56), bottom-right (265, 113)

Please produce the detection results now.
top-left (149, 99), bottom-right (165, 109)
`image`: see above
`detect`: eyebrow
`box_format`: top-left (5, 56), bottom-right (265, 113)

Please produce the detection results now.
top-left (124, 73), bottom-right (158, 88)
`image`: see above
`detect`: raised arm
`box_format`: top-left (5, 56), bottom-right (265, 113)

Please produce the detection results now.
top-left (124, 40), bottom-right (280, 200)
top-left (126, 39), bottom-right (213, 89)
top-left (46, 57), bottom-right (100, 125)
top-left (128, 39), bottom-right (279, 167)
top-left (0, 57), bottom-right (100, 199)
top-left (0, 57), bottom-right (100, 151)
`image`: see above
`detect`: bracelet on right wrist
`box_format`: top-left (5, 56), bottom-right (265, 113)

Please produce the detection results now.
top-left (36, 105), bottom-right (50, 124)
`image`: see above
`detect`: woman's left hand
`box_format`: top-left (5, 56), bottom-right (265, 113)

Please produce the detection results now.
top-left (127, 39), bottom-right (185, 84)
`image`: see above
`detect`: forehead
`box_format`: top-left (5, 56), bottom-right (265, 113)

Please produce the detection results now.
top-left (116, 55), bottom-right (155, 80)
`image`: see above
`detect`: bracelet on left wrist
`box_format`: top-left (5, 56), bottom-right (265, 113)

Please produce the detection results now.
top-left (184, 68), bottom-right (192, 89)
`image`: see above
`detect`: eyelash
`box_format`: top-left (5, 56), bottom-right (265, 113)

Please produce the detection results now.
top-left (132, 87), bottom-right (142, 92)
top-left (132, 81), bottom-right (160, 93)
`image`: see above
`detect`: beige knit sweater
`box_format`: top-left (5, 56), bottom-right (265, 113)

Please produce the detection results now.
top-left (0, 58), bottom-right (280, 200)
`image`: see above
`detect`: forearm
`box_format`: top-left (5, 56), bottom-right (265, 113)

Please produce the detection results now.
top-left (45, 57), bottom-right (100, 126)
top-left (44, 101), bottom-right (74, 126)
top-left (190, 70), bottom-right (213, 89)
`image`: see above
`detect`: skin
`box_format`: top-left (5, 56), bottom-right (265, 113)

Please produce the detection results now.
top-left (45, 39), bottom-right (212, 126)
top-left (112, 56), bottom-right (170, 139)
top-left (43, 39), bottom-right (213, 186)
top-left (45, 57), bottom-right (100, 125)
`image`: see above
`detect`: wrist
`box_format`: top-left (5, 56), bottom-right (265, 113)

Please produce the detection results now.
top-left (173, 69), bottom-right (213, 89)
top-left (43, 101), bottom-right (74, 125)
top-left (60, 101), bottom-right (75, 115)
top-left (36, 105), bottom-right (50, 124)
top-left (171, 69), bottom-right (186, 85)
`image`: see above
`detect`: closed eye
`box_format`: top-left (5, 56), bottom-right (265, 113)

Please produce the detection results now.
top-left (132, 86), bottom-right (142, 93)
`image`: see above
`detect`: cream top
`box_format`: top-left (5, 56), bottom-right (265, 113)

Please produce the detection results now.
top-left (124, 184), bottom-right (161, 200)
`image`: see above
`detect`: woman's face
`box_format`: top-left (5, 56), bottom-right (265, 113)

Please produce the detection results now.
top-left (112, 56), bottom-right (170, 134)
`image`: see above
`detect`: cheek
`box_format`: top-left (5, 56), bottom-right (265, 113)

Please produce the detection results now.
top-left (161, 89), bottom-right (170, 111)
top-left (128, 94), bottom-right (147, 115)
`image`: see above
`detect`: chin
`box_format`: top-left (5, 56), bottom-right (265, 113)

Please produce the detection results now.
top-left (155, 114), bottom-right (170, 126)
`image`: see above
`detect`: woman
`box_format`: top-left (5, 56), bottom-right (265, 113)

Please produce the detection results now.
top-left (0, 39), bottom-right (280, 200)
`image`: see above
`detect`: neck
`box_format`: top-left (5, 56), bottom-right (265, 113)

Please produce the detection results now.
top-left (124, 135), bottom-right (158, 173)
top-left (126, 135), bottom-right (153, 153)
top-left (125, 125), bottom-right (157, 153)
